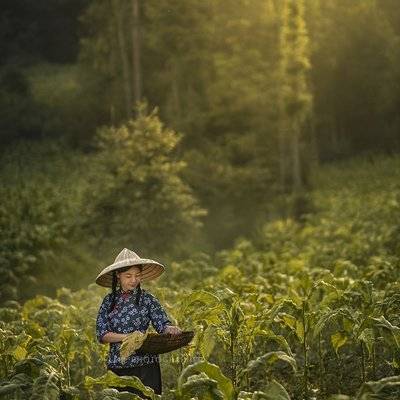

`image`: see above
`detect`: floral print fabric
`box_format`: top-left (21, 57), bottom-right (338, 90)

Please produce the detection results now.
top-left (96, 286), bottom-right (171, 368)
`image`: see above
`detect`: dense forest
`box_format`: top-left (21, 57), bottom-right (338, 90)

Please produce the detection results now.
top-left (1, 0), bottom-right (400, 399)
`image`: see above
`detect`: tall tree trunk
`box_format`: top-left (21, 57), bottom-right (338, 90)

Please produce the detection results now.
top-left (168, 61), bottom-right (182, 126)
top-left (292, 127), bottom-right (302, 191)
top-left (302, 110), bottom-right (318, 189)
top-left (279, 0), bottom-right (312, 195)
top-left (310, 112), bottom-right (319, 167)
top-left (110, 4), bottom-right (119, 126)
top-left (112, 0), bottom-right (132, 119)
top-left (131, 0), bottom-right (142, 114)
top-left (279, 123), bottom-right (288, 192)
top-left (330, 113), bottom-right (339, 154)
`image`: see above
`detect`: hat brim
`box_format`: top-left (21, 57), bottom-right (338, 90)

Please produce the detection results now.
top-left (95, 258), bottom-right (165, 288)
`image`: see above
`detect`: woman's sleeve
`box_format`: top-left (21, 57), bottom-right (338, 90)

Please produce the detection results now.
top-left (96, 294), bottom-right (112, 344)
top-left (147, 293), bottom-right (172, 334)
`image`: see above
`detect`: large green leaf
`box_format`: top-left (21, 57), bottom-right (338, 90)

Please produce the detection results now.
top-left (84, 370), bottom-right (158, 400)
top-left (278, 313), bottom-right (297, 331)
top-left (0, 383), bottom-right (25, 396)
top-left (236, 381), bottom-right (291, 400)
top-left (255, 329), bottom-right (293, 356)
top-left (181, 372), bottom-right (225, 400)
top-left (30, 370), bottom-right (61, 400)
top-left (245, 351), bottom-right (297, 373)
top-left (267, 299), bottom-right (301, 325)
top-left (97, 388), bottom-right (137, 399)
top-left (180, 290), bottom-right (221, 310)
top-left (312, 308), bottom-right (353, 339)
top-left (237, 391), bottom-right (253, 400)
top-left (200, 325), bottom-right (217, 359)
top-left (178, 360), bottom-right (234, 400)
top-left (355, 375), bottom-right (400, 399)
top-left (13, 357), bottom-right (54, 379)
top-left (263, 380), bottom-right (291, 400)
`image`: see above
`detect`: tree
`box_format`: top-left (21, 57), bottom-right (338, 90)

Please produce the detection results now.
top-left (131, 0), bottom-right (142, 108)
top-left (306, 0), bottom-right (400, 159)
top-left (278, 0), bottom-right (313, 193)
top-left (112, 0), bottom-right (133, 118)
top-left (79, 0), bottom-right (143, 122)
top-left (83, 102), bottom-right (207, 259)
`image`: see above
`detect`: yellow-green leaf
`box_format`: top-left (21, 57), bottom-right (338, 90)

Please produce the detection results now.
top-left (343, 317), bottom-right (353, 334)
top-left (331, 332), bottom-right (347, 354)
top-left (13, 345), bottom-right (27, 360)
top-left (280, 313), bottom-right (297, 330)
top-left (296, 320), bottom-right (304, 343)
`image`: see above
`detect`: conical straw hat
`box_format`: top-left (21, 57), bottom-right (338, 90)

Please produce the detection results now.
top-left (95, 248), bottom-right (165, 287)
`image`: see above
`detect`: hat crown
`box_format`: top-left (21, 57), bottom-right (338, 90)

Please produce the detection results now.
top-left (114, 248), bottom-right (141, 263)
top-left (95, 247), bottom-right (165, 287)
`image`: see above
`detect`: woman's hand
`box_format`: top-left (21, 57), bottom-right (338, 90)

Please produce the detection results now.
top-left (102, 332), bottom-right (130, 343)
top-left (164, 325), bottom-right (183, 335)
top-left (121, 333), bottom-right (129, 342)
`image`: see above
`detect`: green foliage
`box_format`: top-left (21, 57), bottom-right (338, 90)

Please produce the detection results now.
top-left (0, 106), bottom-right (209, 301)
top-left (244, 352), bottom-right (297, 375)
top-left (0, 284), bottom-right (173, 399)
top-left (0, 66), bottom-right (41, 145)
top-left (27, 62), bottom-right (109, 147)
top-left (279, 0), bottom-right (312, 119)
top-left (85, 370), bottom-right (159, 399)
top-left (4, 0), bottom-right (400, 252)
top-left (176, 361), bottom-right (233, 400)
top-left (1, 146), bottom-right (400, 399)
top-left (83, 102), bottom-right (207, 258)
top-left (306, 0), bottom-right (400, 157)
top-left (0, 140), bottom-right (91, 303)
top-left (278, 0), bottom-right (314, 192)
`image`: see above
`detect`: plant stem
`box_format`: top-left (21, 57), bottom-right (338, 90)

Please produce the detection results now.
top-left (360, 341), bottom-right (366, 382)
top-left (302, 301), bottom-right (309, 399)
top-left (371, 342), bottom-right (376, 380)
top-left (230, 329), bottom-right (236, 387)
top-left (67, 360), bottom-right (71, 387)
top-left (1, 357), bottom-right (8, 378)
top-left (318, 332), bottom-right (325, 395)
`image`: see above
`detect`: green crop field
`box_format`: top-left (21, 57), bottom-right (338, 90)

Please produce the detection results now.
top-left (1, 155), bottom-right (399, 399)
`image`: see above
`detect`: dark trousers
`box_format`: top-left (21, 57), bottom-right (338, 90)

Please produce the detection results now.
top-left (109, 362), bottom-right (162, 399)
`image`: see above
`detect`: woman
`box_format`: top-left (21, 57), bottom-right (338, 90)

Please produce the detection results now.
top-left (95, 248), bottom-right (182, 398)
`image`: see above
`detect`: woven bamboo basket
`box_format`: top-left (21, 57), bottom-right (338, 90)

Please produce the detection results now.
top-left (135, 330), bottom-right (195, 355)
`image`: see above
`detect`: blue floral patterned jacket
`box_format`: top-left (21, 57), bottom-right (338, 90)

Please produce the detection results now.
top-left (96, 286), bottom-right (172, 368)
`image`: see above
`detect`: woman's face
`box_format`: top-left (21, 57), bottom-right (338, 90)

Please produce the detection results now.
top-left (117, 266), bottom-right (142, 291)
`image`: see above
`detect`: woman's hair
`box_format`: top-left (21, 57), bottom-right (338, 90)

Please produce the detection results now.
top-left (108, 265), bottom-right (143, 313)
